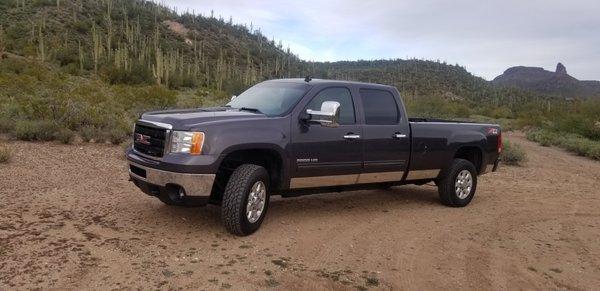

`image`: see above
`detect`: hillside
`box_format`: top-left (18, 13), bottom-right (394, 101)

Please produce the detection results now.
top-left (1, 0), bottom-right (598, 146)
top-left (492, 63), bottom-right (600, 99)
top-left (0, 0), bottom-right (303, 93)
top-left (0, 0), bottom-right (539, 102)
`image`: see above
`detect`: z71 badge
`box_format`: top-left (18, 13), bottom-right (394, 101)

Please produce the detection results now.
top-left (297, 158), bottom-right (318, 163)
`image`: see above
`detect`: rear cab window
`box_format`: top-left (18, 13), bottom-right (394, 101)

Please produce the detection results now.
top-left (359, 89), bottom-right (400, 125)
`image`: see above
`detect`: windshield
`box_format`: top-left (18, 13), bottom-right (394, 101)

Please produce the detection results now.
top-left (227, 82), bottom-right (310, 116)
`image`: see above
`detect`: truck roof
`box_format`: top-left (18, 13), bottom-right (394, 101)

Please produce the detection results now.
top-left (264, 78), bottom-right (397, 90)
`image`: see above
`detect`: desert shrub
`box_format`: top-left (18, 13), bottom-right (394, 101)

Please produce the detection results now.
top-left (488, 106), bottom-right (513, 119)
top-left (526, 129), bottom-right (557, 147)
top-left (107, 127), bottom-right (129, 145)
top-left (501, 140), bottom-right (527, 166)
top-left (120, 140), bottom-right (133, 151)
top-left (468, 115), bottom-right (518, 132)
top-left (405, 95), bottom-right (472, 119)
top-left (526, 128), bottom-right (600, 161)
top-left (0, 116), bottom-right (13, 133)
top-left (0, 58), bottom-right (27, 74)
top-left (70, 20), bottom-right (91, 34)
top-left (556, 135), bottom-right (600, 159)
top-left (55, 47), bottom-right (79, 67)
top-left (79, 125), bottom-right (102, 142)
top-left (31, 0), bottom-right (55, 7)
top-left (0, 143), bottom-right (10, 163)
top-left (105, 64), bottom-right (155, 85)
top-left (14, 120), bottom-right (58, 141)
top-left (55, 128), bottom-right (75, 144)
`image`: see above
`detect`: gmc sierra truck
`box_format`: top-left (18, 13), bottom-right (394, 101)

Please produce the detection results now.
top-left (127, 79), bottom-right (501, 236)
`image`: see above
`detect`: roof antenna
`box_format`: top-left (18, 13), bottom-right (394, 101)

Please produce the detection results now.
top-left (304, 75), bottom-right (312, 83)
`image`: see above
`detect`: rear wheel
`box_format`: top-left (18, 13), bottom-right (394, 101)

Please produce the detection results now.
top-left (438, 159), bottom-right (477, 207)
top-left (221, 164), bottom-right (270, 236)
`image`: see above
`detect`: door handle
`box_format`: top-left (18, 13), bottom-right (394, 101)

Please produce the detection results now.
top-left (343, 134), bottom-right (361, 140)
top-left (393, 133), bottom-right (407, 139)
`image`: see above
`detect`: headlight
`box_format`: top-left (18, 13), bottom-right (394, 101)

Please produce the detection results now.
top-left (170, 131), bottom-right (205, 155)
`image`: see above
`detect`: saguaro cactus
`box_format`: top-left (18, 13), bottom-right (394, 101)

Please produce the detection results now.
top-left (0, 26), bottom-right (5, 58)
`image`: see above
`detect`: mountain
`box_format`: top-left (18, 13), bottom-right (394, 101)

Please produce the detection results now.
top-left (492, 63), bottom-right (600, 99)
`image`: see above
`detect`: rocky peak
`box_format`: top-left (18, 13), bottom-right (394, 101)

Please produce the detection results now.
top-left (556, 62), bottom-right (567, 75)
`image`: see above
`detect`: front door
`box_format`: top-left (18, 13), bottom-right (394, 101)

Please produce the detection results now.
top-left (290, 87), bottom-right (363, 189)
top-left (357, 88), bottom-right (410, 183)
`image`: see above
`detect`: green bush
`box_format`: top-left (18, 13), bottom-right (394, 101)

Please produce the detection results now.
top-left (526, 129), bottom-right (557, 147)
top-left (14, 120), bottom-right (58, 141)
top-left (107, 127), bottom-right (129, 145)
top-left (105, 64), bottom-right (155, 86)
top-left (526, 128), bottom-right (600, 161)
top-left (0, 116), bottom-right (13, 133)
top-left (55, 129), bottom-right (75, 144)
top-left (501, 140), bottom-right (527, 166)
top-left (0, 143), bottom-right (10, 163)
top-left (80, 125), bottom-right (102, 142)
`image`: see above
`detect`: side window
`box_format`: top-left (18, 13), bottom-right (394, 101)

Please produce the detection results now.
top-left (359, 89), bottom-right (399, 125)
top-left (306, 87), bottom-right (356, 125)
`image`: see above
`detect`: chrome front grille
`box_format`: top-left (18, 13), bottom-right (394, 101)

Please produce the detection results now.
top-left (133, 122), bottom-right (170, 158)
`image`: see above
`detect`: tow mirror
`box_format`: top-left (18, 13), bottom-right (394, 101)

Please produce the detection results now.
top-left (305, 101), bottom-right (341, 127)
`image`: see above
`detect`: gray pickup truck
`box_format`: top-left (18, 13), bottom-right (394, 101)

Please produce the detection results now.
top-left (127, 79), bottom-right (501, 235)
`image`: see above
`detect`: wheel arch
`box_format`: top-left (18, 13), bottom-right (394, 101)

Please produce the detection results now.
top-left (210, 144), bottom-right (287, 202)
top-left (452, 146), bottom-right (484, 174)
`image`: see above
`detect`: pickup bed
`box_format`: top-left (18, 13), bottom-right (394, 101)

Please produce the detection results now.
top-left (127, 79), bottom-right (501, 235)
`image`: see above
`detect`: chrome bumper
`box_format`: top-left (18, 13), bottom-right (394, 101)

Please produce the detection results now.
top-left (128, 162), bottom-right (215, 197)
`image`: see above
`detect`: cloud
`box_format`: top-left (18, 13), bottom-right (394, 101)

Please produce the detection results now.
top-left (161, 0), bottom-right (600, 80)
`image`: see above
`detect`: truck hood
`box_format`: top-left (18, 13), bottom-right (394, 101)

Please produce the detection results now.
top-left (139, 107), bottom-right (267, 130)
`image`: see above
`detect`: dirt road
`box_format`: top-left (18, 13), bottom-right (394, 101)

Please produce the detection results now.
top-left (1, 132), bottom-right (599, 290)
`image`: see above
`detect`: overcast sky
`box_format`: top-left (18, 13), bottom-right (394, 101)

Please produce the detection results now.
top-left (161, 0), bottom-right (599, 81)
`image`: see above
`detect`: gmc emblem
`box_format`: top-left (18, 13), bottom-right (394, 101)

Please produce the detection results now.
top-left (134, 133), bottom-right (152, 145)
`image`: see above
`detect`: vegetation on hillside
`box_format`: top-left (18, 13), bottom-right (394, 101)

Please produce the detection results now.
top-left (0, 0), bottom-right (302, 92)
top-left (0, 0), bottom-right (598, 163)
top-left (0, 57), bottom-right (215, 143)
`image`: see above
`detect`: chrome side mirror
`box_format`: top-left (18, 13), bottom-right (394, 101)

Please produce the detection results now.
top-left (230, 95), bottom-right (237, 101)
top-left (306, 101), bottom-right (341, 127)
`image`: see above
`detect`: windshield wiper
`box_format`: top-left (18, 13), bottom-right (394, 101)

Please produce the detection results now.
top-left (223, 105), bottom-right (263, 114)
top-left (237, 107), bottom-right (264, 114)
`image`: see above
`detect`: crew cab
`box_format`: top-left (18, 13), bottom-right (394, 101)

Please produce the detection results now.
top-left (127, 79), bottom-right (501, 235)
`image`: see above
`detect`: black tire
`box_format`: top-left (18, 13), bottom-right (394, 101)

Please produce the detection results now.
top-left (437, 159), bottom-right (477, 207)
top-left (221, 164), bottom-right (270, 236)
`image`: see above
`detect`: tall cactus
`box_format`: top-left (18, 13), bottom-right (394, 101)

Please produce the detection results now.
top-left (91, 23), bottom-right (100, 73)
top-left (0, 25), bottom-right (5, 58)
top-left (37, 23), bottom-right (45, 61)
top-left (78, 41), bottom-right (84, 71)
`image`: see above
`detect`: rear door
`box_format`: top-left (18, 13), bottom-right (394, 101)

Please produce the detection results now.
top-left (357, 88), bottom-right (410, 183)
top-left (289, 86), bottom-right (363, 188)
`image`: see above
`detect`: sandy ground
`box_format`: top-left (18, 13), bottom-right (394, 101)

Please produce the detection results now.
top-left (1, 132), bottom-right (599, 290)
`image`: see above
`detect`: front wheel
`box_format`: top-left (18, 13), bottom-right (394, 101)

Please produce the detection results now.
top-left (437, 159), bottom-right (477, 207)
top-left (221, 164), bottom-right (270, 236)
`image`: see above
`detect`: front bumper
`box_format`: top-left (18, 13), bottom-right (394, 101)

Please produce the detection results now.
top-left (128, 161), bottom-right (215, 198)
